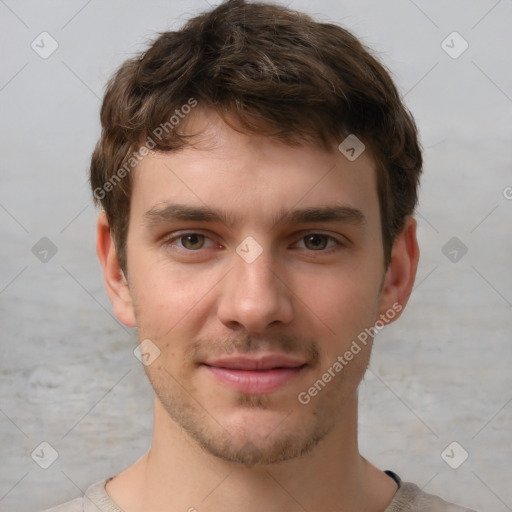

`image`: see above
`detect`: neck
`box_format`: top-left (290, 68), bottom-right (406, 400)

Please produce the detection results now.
top-left (106, 394), bottom-right (397, 512)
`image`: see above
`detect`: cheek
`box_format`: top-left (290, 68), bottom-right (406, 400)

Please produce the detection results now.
top-left (294, 265), bottom-right (381, 351)
top-left (129, 253), bottom-right (219, 337)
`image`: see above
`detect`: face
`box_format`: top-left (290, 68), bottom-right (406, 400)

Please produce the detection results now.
top-left (106, 109), bottom-right (413, 466)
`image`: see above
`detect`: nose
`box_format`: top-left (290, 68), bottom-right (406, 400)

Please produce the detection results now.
top-left (217, 246), bottom-right (294, 333)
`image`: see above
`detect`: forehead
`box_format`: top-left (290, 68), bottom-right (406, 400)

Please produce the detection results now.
top-left (130, 109), bottom-right (379, 226)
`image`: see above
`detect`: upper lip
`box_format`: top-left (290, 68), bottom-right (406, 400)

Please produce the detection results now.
top-left (202, 354), bottom-right (307, 371)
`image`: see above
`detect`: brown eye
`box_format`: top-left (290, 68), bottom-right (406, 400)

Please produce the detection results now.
top-left (180, 234), bottom-right (205, 250)
top-left (294, 233), bottom-right (342, 252)
top-left (303, 234), bottom-right (329, 250)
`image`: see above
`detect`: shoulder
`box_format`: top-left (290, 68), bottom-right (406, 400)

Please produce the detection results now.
top-left (385, 473), bottom-right (477, 512)
top-left (393, 481), bottom-right (476, 511)
top-left (41, 478), bottom-right (120, 512)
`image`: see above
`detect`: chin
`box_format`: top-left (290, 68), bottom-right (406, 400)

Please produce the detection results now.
top-left (192, 408), bottom-right (331, 467)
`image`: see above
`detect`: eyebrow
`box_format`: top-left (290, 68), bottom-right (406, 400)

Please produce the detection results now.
top-left (143, 203), bottom-right (367, 229)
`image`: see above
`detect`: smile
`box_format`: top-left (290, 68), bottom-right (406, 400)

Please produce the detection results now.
top-left (201, 355), bottom-right (307, 394)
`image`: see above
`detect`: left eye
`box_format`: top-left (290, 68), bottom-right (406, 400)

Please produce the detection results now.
top-left (296, 234), bottom-right (339, 251)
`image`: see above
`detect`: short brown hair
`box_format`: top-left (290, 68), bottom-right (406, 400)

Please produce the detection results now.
top-left (90, 0), bottom-right (422, 273)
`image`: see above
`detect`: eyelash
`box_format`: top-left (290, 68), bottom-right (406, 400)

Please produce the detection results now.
top-left (162, 231), bottom-right (345, 253)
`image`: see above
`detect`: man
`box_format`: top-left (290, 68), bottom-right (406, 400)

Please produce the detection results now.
top-left (46, 0), bottom-right (475, 510)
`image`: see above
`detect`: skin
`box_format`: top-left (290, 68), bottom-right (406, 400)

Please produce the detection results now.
top-left (97, 108), bottom-right (419, 512)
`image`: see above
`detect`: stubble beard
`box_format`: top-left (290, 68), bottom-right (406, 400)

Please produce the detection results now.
top-left (133, 297), bottom-right (367, 467)
top-left (147, 369), bottom-right (339, 467)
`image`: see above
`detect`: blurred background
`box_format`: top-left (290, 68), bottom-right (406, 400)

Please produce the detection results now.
top-left (0, 0), bottom-right (511, 510)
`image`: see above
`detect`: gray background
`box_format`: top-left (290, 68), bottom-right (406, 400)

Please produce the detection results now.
top-left (1, 0), bottom-right (511, 511)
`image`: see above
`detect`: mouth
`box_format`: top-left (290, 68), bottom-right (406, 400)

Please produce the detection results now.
top-left (201, 355), bottom-right (307, 394)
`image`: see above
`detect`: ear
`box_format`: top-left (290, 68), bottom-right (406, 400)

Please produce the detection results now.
top-left (377, 216), bottom-right (419, 324)
top-left (96, 211), bottom-right (137, 327)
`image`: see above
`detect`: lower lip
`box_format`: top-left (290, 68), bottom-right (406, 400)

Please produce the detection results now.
top-left (202, 365), bottom-right (305, 394)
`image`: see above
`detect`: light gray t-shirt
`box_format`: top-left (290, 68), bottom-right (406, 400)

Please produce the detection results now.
top-left (43, 471), bottom-right (476, 512)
